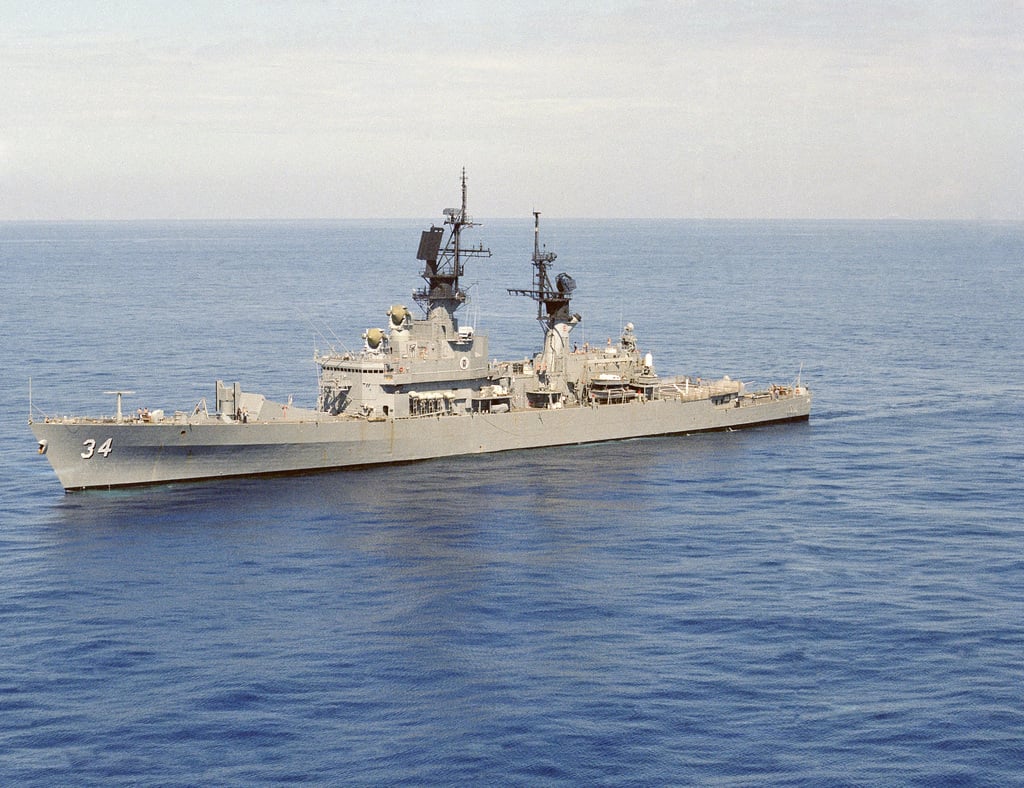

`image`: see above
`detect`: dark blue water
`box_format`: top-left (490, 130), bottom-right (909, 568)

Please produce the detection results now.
top-left (2, 219), bottom-right (1022, 785)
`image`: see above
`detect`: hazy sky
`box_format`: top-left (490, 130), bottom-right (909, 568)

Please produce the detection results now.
top-left (3, 1), bottom-right (1022, 220)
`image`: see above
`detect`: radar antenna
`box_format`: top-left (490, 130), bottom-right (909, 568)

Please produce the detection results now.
top-left (507, 211), bottom-right (579, 333)
top-left (413, 169), bottom-right (491, 317)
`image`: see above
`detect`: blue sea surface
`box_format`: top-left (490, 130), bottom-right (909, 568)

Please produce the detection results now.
top-left (1, 218), bottom-right (1022, 785)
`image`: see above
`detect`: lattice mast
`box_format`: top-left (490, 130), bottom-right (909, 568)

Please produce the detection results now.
top-left (413, 169), bottom-right (491, 319)
top-left (507, 211), bottom-right (578, 333)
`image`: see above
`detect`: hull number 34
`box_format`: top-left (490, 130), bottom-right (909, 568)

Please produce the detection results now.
top-left (81, 438), bottom-right (113, 459)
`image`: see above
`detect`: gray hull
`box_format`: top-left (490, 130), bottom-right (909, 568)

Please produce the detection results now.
top-left (32, 392), bottom-right (810, 491)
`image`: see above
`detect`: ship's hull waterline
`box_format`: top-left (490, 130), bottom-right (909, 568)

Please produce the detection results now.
top-left (33, 391), bottom-right (810, 491)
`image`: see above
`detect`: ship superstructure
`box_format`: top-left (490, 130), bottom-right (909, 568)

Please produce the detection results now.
top-left (313, 172), bottom-right (493, 421)
top-left (30, 173), bottom-right (811, 491)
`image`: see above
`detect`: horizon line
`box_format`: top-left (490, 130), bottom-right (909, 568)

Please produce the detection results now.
top-left (3, 215), bottom-right (1021, 224)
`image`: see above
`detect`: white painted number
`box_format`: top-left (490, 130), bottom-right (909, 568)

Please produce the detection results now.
top-left (81, 438), bottom-right (113, 459)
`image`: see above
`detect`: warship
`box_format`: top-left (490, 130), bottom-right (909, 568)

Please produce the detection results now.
top-left (31, 174), bottom-right (811, 492)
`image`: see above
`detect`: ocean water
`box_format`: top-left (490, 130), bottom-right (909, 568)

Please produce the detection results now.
top-left (1, 218), bottom-right (1022, 785)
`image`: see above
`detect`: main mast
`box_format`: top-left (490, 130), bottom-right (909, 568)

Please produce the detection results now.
top-left (413, 169), bottom-right (491, 321)
top-left (508, 211), bottom-right (580, 334)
